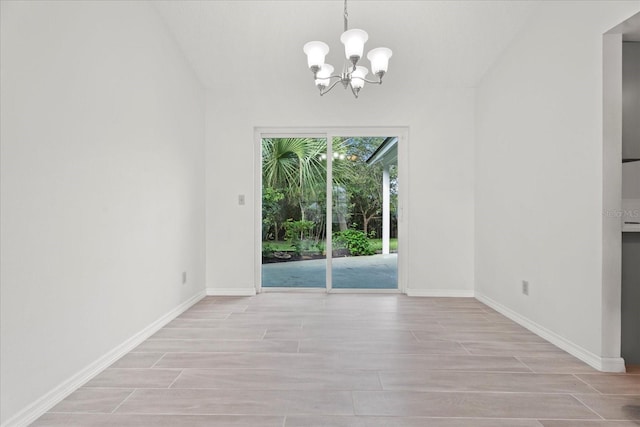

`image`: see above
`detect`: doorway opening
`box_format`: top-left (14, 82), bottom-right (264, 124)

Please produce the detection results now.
top-left (603, 12), bottom-right (640, 371)
top-left (255, 129), bottom-right (406, 292)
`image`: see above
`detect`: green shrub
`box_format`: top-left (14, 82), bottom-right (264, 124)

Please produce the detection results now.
top-left (333, 229), bottom-right (375, 256)
top-left (262, 244), bottom-right (275, 258)
top-left (283, 219), bottom-right (315, 256)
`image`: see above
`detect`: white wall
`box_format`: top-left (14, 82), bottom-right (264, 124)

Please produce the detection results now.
top-left (205, 82), bottom-right (475, 295)
top-left (475, 1), bottom-right (640, 370)
top-left (0, 1), bottom-right (205, 424)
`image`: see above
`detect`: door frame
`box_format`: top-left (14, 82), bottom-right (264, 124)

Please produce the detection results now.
top-left (254, 126), bottom-right (409, 294)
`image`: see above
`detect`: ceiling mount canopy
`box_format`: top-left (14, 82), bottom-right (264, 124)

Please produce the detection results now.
top-left (303, 0), bottom-right (393, 98)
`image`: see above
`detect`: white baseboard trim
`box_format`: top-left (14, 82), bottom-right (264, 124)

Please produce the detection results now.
top-left (1, 290), bottom-right (206, 427)
top-left (206, 287), bottom-right (257, 296)
top-left (475, 292), bottom-right (626, 373)
top-left (406, 289), bottom-right (475, 297)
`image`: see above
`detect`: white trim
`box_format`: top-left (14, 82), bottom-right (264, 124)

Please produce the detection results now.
top-left (396, 131), bottom-right (409, 295)
top-left (602, 32), bottom-right (624, 367)
top-left (1, 290), bottom-right (206, 427)
top-left (260, 287), bottom-right (326, 293)
top-left (206, 287), bottom-right (256, 296)
top-left (254, 127), bottom-right (409, 294)
top-left (326, 133), bottom-right (334, 292)
top-left (475, 292), bottom-right (626, 373)
top-left (406, 289), bottom-right (475, 297)
top-left (329, 288), bottom-right (401, 294)
top-left (600, 357), bottom-right (628, 372)
top-left (253, 128), bottom-right (262, 295)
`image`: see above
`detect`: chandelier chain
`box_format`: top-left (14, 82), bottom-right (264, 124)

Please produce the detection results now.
top-left (344, 0), bottom-right (348, 32)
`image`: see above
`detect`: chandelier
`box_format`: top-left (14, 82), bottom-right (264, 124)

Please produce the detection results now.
top-left (303, 0), bottom-right (393, 98)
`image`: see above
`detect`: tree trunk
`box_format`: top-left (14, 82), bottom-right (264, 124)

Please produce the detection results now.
top-left (362, 212), bottom-right (375, 235)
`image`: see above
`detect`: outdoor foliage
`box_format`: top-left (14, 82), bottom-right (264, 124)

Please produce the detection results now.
top-left (262, 136), bottom-right (397, 257)
top-left (334, 229), bottom-right (375, 256)
top-left (262, 186), bottom-right (284, 240)
top-left (283, 219), bottom-right (316, 256)
top-left (335, 138), bottom-right (386, 235)
top-left (262, 243), bottom-right (276, 258)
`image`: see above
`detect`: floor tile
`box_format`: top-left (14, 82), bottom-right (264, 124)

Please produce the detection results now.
top-left (108, 352), bottom-right (164, 368)
top-left (188, 303), bottom-right (248, 313)
top-left (48, 388), bottom-right (133, 414)
top-left (540, 421), bottom-right (640, 427)
top-left (517, 356), bottom-right (599, 373)
top-left (301, 319), bottom-right (444, 331)
top-left (573, 394), bottom-right (640, 420)
top-left (30, 294), bottom-right (640, 427)
top-left (352, 391), bottom-right (597, 418)
top-left (284, 415), bottom-right (368, 427)
top-left (176, 311), bottom-right (231, 319)
top-left (150, 327), bottom-right (267, 340)
top-left (378, 371), bottom-right (598, 393)
top-left (284, 416), bottom-right (544, 427)
top-left (31, 413), bottom-right (284, 427)
top-left (437, 320), bottom-right (530, 333)
top-left (166, 317), bottom-right (303, 329)
top-left (362, 418), bottom-right (545, 427)
top-left (460, 340), bottom-right (567, 356)
top-left (154, 352), bottom-right (328, 370)
top-left (84, 368), bottom-right (181, 388)
top-left (413, 329), bottom-right (548, 343)
top-left (134, 338), bottom-right (298, 353)
top-left (265, 327), bottom-right (417, 341)
top-left (576, 374), bottom-right (640, 394)
top-left (171, 368), bottom-right (381, 390)
top-left (327, 353), bottom-right (531, 372)
top-left (116, 389), bottom-right (354, 415)
top-left (299, 338), bottom-right (467, 354)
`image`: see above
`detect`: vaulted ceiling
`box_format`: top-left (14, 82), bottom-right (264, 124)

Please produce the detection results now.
top-left (154, 1), bottom-right (540, 90)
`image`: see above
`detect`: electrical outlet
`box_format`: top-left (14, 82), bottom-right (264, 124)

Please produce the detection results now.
top-left (522, 280), bottom-right (529, 295)
top-left (182, 271), bottom-right (187, 284)
top-left (238, 194), bottom-right (245, 205)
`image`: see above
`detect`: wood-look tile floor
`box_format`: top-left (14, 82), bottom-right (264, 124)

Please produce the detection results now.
top-left (32, 294), bottom-right (640, 426)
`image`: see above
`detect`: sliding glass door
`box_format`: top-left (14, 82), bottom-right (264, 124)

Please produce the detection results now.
top-left (259, 133), bottom-right (399, 291)
top-left (331, 136), bottom-right (398, 289)
top-left (261, 137), bottom-right (327, 288)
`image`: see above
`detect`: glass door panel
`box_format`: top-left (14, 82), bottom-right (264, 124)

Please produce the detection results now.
top-left (261, 137), bottom-right (327, 288)
top-left (331, 136), bottom-right (398, 289)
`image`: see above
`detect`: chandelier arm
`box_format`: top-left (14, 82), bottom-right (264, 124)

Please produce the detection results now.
top-left (320, 78), bottom-right (344, 96)
top-left (362, 78), bottom-right (383, 85)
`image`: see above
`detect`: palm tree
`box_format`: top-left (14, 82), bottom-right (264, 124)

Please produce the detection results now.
top-left (263, 137), bottom-right (337, 218)
top-left (262, 138), bottom-right (325, 214)
top-left (262, 137), bottom-right (356, 243)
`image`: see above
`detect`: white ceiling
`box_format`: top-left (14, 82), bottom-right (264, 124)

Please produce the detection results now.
top-left (154, 1), bottom-right (540, 89)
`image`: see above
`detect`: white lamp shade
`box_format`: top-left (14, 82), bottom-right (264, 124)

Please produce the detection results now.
top-left (350, 66), bottom-right (368, 89)
top-left (303, 41), bottom-right (330, 69)
top-left (340, 29), bottom-right (368, 60)
top-left (314, 64), bottom-right (334, 88)
top-left (367, 47), bottom-right (393, 75)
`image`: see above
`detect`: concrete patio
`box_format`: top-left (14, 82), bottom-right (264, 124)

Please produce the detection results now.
top-left (262, 253), bottom-right (398, 289)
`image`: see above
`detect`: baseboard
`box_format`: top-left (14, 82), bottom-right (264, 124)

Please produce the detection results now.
top-left (1, 290), bottom-right (206, 427)
top-left (406, 289), bottom-right (475, 297)
top-left (206, 287), bottom-right (257, 296)
top-left (475, 292), bottom-right (626, 373)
